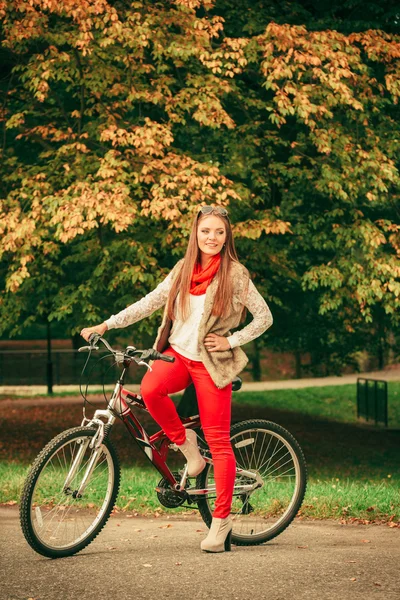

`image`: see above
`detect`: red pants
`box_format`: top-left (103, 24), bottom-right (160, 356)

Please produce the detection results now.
top-left (141, 347), bottom-right (236, 519)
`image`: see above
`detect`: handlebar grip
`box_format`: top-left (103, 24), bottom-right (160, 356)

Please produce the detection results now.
top-left (88, 333), bottom-right (101, 344)
top-left (160, 354), bottom-right (175, 363)
top-left (149, 350), bottom-right (175, 363)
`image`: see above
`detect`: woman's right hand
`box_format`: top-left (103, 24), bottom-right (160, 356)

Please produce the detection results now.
top-left (80, 323), bottom-right (108, 342)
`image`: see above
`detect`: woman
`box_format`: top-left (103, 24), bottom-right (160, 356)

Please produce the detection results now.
top-left (81, 205), bottom-right (273, 553)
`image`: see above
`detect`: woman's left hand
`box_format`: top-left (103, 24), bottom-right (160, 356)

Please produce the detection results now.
top-left (204, 333), bottom-right (231, 352)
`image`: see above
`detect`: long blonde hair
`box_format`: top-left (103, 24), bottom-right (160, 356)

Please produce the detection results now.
top-left (166, 211), bottom-right (240, 321)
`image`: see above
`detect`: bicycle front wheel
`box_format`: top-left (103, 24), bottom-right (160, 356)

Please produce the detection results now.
top-left (20, 427), bottom-right (120, 558)
top-left (197, 419), bottom-right (307, 546)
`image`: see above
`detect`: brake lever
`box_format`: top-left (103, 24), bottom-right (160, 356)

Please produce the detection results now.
top-left (138, 349), bottom-right (154, 361)
top-left (136, 360), bottom-right (153, 372)
top-left (78, 345), bottom-right (99, 352)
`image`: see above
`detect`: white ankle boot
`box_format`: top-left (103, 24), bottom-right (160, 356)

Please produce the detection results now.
top-left (177, 429), bottom-right (206, 477)
top-left (201, 517), bottom-right (233, 553)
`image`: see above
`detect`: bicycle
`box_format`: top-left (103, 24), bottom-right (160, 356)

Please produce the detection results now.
top-left (20, 334), bottom-right (307, 558)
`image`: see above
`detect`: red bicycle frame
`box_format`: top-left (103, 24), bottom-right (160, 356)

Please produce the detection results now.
top-left (119, 386), bottom-right (203, 487)
top-left (80, 339), bottom-right (260, 503)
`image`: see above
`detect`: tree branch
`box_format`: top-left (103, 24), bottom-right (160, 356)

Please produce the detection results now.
top-left (73, 49), bottom-right (85, 135)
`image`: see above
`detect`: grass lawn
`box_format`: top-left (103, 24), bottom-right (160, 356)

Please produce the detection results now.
top-left (235, 381), bottom-right (400, 428)
top-left (0, 382), bottom-right (399, 523)
top-left (1, 462), bottom-right (398, 524)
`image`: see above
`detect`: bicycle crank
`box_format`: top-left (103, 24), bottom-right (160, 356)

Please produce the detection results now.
top-left (156, 472), bottom-right (188, 508)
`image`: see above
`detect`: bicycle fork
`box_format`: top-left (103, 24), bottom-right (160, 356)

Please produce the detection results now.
top-left (65, 383), bottom-right (120, 498)
top-left (62, 426), bottom-right (106, 499)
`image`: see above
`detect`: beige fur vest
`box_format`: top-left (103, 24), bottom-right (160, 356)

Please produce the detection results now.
top-left (153, 260), bottom-right (250, 389)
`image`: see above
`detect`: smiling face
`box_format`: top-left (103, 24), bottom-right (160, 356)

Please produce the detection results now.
top-left (197, 215), bottom-right (227, 265)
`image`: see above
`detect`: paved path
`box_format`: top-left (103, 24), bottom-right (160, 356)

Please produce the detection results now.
top-left (1, 508), bottom-right (399, 600)
top-left (1, 367), bottom-right (399, 401)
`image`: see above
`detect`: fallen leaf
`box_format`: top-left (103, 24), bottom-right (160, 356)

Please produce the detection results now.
top-left (134, 529), bottom-right (142, 532)
top-left (158, 524), bottom-right (173, 529)
top-left (122, 498), bottom-right (137, 511)
top-left (373, 583), bottom-right (382, 587)
top-left (107, 546), bottom-right (117, 550)
top-left (360, 539), bottom-right (371, 543)
top-left (350, 578), bottom-right (357, 582)
top-left (297, 545), bottom-right (308, 549)
top-left (175, 562), bottom-right (182, 566)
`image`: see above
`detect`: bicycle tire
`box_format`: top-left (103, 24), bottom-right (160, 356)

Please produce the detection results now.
top-left (196, 419), bottom-right (307, 546)
top-left (20, 426), bottom-right (120, 558)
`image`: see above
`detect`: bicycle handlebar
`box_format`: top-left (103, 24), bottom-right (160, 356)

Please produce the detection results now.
top-left (81, 333), bottom-right (175, 365)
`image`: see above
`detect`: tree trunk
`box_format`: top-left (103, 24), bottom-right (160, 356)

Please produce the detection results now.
top-left (377, 317), bottom-right (385, 370)
top-left (294, 349), bottom-right (302, 379)
top-left (46, 319), bottom-right (53, 395)
top-left (72, 333), bottom-right (81, 350)
top-left (251, 338), bottom-right (262, 382)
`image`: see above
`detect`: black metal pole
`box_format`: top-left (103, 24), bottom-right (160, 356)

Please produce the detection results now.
top-left (47, 319), bottom-right (53, 395)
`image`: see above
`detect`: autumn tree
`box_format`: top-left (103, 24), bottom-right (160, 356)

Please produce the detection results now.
top-left (1, 0), bottom-right (399, 377)
top-left (0, 0), bottom-right (256, 341)
top-left (200, 4), bottom-right (400, 373)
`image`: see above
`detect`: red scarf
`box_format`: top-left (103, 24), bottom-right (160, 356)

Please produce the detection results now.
top-left (190, 254), bottom-right (221, 295)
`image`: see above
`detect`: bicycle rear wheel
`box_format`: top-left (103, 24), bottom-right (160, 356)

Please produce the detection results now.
top-left (197, 419), bottom-right (307, 545)
top-left (20, 427), bottom-right (120, 558)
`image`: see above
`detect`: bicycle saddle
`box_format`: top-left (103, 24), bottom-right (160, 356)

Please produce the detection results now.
top-left (232, 377), bottom-right (242, 392)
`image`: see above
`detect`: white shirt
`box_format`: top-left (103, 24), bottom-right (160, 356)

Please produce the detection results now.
top-left (105, 267), bottom-right (273, 360)
top-left (168, 293), bottom-right (206, 361)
